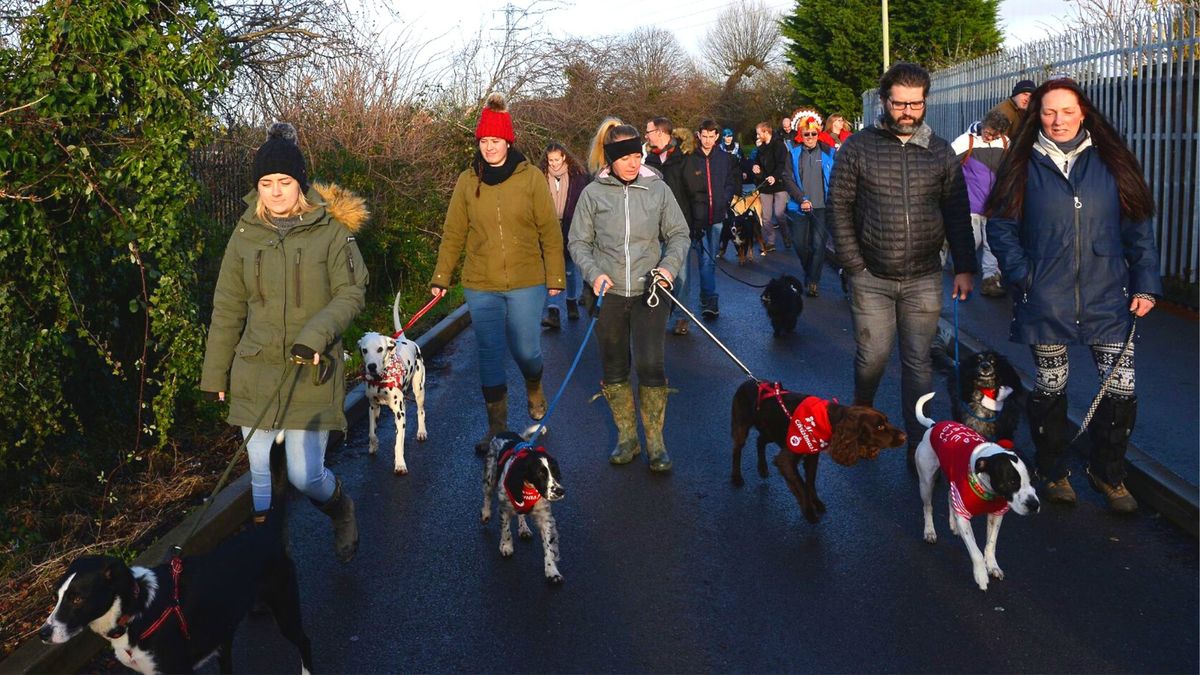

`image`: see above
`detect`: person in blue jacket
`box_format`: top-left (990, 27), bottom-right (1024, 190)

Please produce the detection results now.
top-left (985, 77), bottom-right (1160, 513)
top-left (786, 117), bottom-right (836, 297)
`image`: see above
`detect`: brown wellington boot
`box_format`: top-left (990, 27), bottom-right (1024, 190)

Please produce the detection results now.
top-left (316, 479), bottom-right (358, 563)
top-left (475, 396), bottom-right (508, 455)
top-left (601, 381), bottom-right (641, 465)
top-left (526, 377), bottom-right (547, 421)
top-left (639, 384), bottom-right (672, 472)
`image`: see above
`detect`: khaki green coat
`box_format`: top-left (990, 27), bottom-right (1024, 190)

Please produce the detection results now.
top-left (201, 183), bottom-right (368, 431)
top-left (430, 160), bottom-right (565, 292)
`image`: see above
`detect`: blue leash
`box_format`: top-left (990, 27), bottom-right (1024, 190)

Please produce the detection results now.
top-left (516, 283), bottom-right (607, 450)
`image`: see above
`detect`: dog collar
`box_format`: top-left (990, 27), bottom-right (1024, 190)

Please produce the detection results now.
top-left (967, 472), bottom-right (998, 502)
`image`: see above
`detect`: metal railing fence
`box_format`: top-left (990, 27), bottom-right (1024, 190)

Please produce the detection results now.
top-left (863, 5), bottom-right (1198, 298)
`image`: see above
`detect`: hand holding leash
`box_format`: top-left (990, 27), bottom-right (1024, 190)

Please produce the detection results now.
top-left (592, 274), bottom-right (614, 297)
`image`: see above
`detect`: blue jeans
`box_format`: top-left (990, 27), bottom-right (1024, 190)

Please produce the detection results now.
top-left (464, 285), bottom-right (545, 389)
top-left (848, 269), bottom-right (943, 442)
top-left (243, 428), bottom-right (334, 512)
top-left (787, 208), bottom-right (828, 286)
top-left (546, 258), bottom-right (581, 312)
top-left (674, 223), bottom-right (720, 315)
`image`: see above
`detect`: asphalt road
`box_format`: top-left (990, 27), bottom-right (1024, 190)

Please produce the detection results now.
top-left (234, 250), bottom-right (1198, 674)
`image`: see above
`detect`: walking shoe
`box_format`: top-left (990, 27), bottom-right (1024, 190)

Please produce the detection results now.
top-left (980, 275), bottom-right (1005, 297)
top-left (805, 282), bottom-right (819, 298)
top-left (672, 318), bottom-right (689, 335)
top-left (566, 299), bottom-right (580, 320)
top-left (700, 297), bottom-right (719, 319)
top-left (764, 245), bottom-right (776, 254)
top-left (1086, 467), bottom-right (1138, 513)
top-left (1044, 476), bottom-right (1078, 504)
top-left (541, 307), bottom-right (561, 330)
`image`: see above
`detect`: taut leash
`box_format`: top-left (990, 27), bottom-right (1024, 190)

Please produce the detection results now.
top-left (393, 292), bottom-right (443, 338)
top-left (517, 281), bottom-right (608, 450)
top-left (646, 269), bottom-right (758, 380)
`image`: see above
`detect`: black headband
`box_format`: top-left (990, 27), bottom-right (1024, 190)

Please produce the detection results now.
top-left (604, 137), bottom-right (643, 164)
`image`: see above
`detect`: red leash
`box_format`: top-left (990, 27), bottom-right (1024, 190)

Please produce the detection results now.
top-left (393, 294), bottom-right (443, 338)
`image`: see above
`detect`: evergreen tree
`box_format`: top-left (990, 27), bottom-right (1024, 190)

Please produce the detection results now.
top-left (781, 0), bottom-right (1002, 121)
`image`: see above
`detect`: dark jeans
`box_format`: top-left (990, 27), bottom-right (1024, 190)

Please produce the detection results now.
top-left (787, 207), bottom-right (829, 286)
top-left (848, 269), bottom-right (943, 443)
top-left (594, 291), bottom-right (670, 387)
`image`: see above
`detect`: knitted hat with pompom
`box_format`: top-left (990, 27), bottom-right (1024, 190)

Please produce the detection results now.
top-left (252, 122), bottom-right (309, 192)
top-left (475, 92), bottom-right (515, 143)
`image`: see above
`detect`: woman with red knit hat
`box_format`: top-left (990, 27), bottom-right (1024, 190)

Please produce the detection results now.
top-left (430, 93), bottom-right (565, 452)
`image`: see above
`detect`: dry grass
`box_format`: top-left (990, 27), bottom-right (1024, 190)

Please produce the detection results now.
top-left (0, 432), bottom-right (244, 659)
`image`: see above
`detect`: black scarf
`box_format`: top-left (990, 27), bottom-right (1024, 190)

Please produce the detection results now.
top-left (476, 148), bottom-right (526, 186)
top-left (1052, 128), bottom-right (1088, 154)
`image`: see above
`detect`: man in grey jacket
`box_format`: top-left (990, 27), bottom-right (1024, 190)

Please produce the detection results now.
top-left (828, 62), bottom-right (976, 462)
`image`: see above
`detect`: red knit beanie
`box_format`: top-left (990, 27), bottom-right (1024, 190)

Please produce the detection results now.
top-left (475, 92), bottom-right (515, 143)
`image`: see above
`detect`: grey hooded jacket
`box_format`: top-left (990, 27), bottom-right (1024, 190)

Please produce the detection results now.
top-left (569, 165), bottom-right (690, 297)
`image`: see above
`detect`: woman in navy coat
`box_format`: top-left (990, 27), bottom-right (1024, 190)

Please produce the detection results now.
top-left (986, 77), bottom-right (1160, 513)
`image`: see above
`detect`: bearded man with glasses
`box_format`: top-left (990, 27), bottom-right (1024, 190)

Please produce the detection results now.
top-left (828, 62), bottom-right (977, 468)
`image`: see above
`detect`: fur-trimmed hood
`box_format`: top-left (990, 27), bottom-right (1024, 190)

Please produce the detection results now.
top-left (240, 182), bottom-right (368, 232)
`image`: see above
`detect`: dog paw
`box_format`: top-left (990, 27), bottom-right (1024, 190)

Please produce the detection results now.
top-left (417, 431), bottom-right (428, 442)
top-left (986, 563), bottom-right (1005, 580)
top-left (481, 513), bottom-right (491, 525)
top-left (546, 573), bottom-right (564, 585)
top-left (368, 443), bottom-right (379, 455)
top-left (500, 543), bottom-right (514, 558)
top-left (973, 566), bottom-right (990, 591)
top-left (731, 474), bottom-right (745, 487)
top-left (519, 529), bottom-right (533, 541)
top-left (803, 508), bottom-right (820, 524)
top-left (923, 530), bottom-right (937, 544)
top-left (813, 498), bottom-right (827, 513)
top-left (394, 466), bottom-right (408, 476)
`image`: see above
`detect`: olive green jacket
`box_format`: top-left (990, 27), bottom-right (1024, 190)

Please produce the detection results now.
top-left (430, 160), bottom-right (565, 292)
top-left (201, 183), bottom-right (369, 432)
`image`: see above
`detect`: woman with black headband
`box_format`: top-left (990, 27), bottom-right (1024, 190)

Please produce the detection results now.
top-left (569, 118), bottom-right (690, 472)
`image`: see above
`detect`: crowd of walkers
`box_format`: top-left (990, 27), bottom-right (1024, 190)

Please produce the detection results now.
top-left (199, 63), bottom-right (1162, 567)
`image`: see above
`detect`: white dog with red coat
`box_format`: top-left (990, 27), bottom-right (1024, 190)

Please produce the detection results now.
top-left (914, 392), bottom-right (1040, 591)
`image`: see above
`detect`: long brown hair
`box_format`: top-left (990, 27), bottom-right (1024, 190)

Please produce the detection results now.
top-left (985, 78), bottom-right (1154, 222)
top-left (539, 141), bottom-right (587, 178)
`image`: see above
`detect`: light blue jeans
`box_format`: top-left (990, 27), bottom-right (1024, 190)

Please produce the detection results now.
top-left (243, 427), bottom-right (334, 512)
top-left (674, 223), bottom-right (721, 316)
top-left (848, 269), bottom-right (943, 442)
top-left (464, 284), bottom-right (545, 388)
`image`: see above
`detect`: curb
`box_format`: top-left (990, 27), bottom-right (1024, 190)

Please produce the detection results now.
top-left (0, 303), bottom-right (472, 675)
top-left (937, 317), bottom-right (1199, 537)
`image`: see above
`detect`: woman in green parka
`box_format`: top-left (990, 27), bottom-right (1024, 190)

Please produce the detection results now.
top-left (201, 123), bottom-right (367, 563)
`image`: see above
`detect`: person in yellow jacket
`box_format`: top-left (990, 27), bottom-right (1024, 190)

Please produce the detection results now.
top-left (430, 93), bottom-right (565, 452)
top-left (201, 123), bottom-right (367, 563)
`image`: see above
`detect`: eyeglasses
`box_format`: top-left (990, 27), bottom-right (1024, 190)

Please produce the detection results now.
top-left (888, 99), bottom-right (926, 111)
top-left (801, 132), bottom-right (819, 137)
top-left (644, 128), bottom-right (658, 136)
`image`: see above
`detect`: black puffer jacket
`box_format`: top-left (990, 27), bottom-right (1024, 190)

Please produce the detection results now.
top-left (644, 142), bottom-right (693, 229)
top-left (828, 121), bottom-right (976, 280)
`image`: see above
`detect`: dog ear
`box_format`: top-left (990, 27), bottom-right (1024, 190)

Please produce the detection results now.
top-left (386, 336), bottom-right (396, 349)
top-left (504, 454), bottom-right (530, 504)
top-left (826, 411), bottom-right (863, 467)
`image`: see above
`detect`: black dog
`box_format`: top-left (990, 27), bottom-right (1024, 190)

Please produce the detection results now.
top-left (760, 275), bottom-right (804, 336)
top-left (40, 508), bottom-right (312, 674)
top-left (720, 208), bottom-right (764, 265)
top-left (949, 350), bottom-right (1024, 443)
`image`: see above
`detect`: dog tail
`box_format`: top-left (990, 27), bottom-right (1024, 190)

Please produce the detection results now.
top-left (915, 392), bottom-right (937, 429)
top-left (520, 423), bottom-right (543, 441)
top-left (392, 290), bottom-right (404, 334)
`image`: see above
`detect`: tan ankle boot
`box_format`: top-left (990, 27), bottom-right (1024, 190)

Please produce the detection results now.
top-left (526, 378), bottom-right (547, 421)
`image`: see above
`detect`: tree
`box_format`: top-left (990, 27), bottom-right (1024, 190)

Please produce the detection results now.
top-left (781, 0), bottom-right (1002, 120)
top-left (702, 0), bottom-right (783, 94)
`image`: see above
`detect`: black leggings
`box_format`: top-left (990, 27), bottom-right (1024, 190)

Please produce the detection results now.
top-left (594, 291), bottom-right (670, 386)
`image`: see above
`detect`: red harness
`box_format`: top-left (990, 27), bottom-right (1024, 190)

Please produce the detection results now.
top-left (929, 421), bottom-right (1011, 520)
top-left (756, 382), bottom-right (833, 454)
top-left (498, 446), bottom-right (547, 514)
top-left (109, 556), bottom-right (191, 642)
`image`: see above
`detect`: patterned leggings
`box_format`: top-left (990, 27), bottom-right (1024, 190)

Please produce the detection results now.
top-left (1030, 343), bottom-right (1136, 399)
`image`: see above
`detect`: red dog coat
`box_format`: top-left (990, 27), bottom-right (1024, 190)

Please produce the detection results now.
top-left (786, 396), bottom-right (832, 454)
top-left (930, 421), bottom-right (1011, 519)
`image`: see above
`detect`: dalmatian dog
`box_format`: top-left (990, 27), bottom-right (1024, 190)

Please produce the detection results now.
top-left (357, 292), bottom-right (428, 475)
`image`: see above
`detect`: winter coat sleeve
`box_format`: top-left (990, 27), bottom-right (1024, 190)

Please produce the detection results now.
top-left (200, 233), bottom-right (249, 393)
top-left (986, 210), bottom-right (1031, 292)
top-left (1122, 215), bottom-right (1163, 297)
top-left (294, 225), bottom-right (368, 353)
top-left (941, 149), bottom-right (978, 276)
top-left (568, 187), bottom-right (600, 286)
top-left (779, 150), bottom-right (805, 203)
top-left (531, 172), bottom-right (566, 290)
top-left (828, 140), bottom-right (866, 273)
top-left (431, 174), bottom-right (470, 289)
top-left (657, 185), bottom-right (691, 280)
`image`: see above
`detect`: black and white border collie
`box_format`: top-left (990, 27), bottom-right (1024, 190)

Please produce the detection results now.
top-left (40, 509), bottom-right (312, 674)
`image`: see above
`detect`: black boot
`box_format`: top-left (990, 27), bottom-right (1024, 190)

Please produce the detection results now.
top-left (316, 479), bottom-right (358, 563)
top-left (566, 298), bottom-right (580, 320)
top-left (1028, 391), bottom-right (1075, 503)
top-left (541, 306), bottom-right (561, 330)
top-left (1086, 395), bottom-right (1138, 513)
